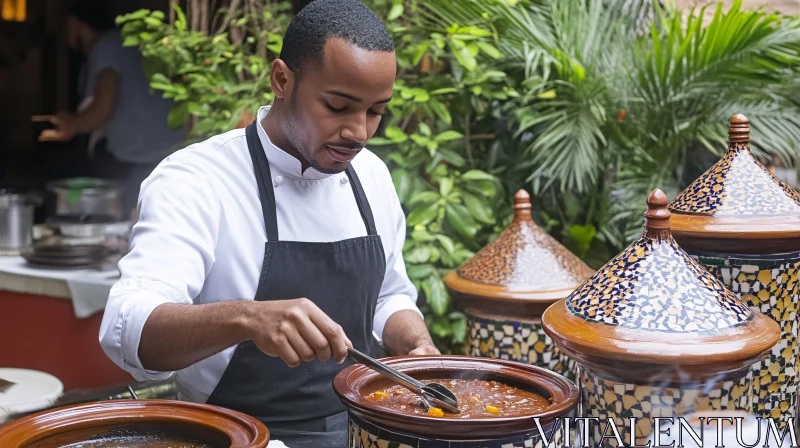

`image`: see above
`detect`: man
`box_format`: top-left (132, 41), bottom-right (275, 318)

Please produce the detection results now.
top-left (40, 0), bottom-right (184, 216)
top-left (99, 1), bottom-right (438, 446)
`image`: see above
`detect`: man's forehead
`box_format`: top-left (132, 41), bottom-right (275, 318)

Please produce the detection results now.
top-left (307, 38), bottom-right (396, 91)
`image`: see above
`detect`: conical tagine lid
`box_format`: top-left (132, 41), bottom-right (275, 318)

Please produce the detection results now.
top-left (669, 114), bottom-right (800, 252)
top-left (443, 190), bottom-right (593, 303)
top-left (542, 190), bottom-right (779, 379)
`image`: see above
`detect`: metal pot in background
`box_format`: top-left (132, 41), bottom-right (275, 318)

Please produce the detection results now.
top-left (0, 190), bottom-right (34, 252)
top-left (45, 178), bottom-right (123, 220)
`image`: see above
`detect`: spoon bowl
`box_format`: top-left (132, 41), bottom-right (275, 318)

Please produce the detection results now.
top-left (346, 347), bottom-right (460, 414)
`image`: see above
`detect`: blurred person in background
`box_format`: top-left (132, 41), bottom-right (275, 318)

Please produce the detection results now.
top-left (39, 0), bottom-right (184, 218)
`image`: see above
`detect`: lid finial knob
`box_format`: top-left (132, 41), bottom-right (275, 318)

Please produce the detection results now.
top-left (644, 189), bottom-right (671, 233)
top-left (514, 189), bottom-right (532, 220)
top-left (729, 113), bottom-right (750, 143)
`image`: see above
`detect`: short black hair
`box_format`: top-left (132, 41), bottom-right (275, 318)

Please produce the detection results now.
top-left (280, 0), bottom-right (395, 78)
top-left (68, 0), bottom-right (115, 32)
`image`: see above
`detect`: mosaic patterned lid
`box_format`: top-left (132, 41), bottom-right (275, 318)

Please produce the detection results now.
top-left (669, 114), bottom-right (800, 248)
top-left (443, 190), bottom-right (594, 303)
top-left (542, 190), bottom-right (779, 370)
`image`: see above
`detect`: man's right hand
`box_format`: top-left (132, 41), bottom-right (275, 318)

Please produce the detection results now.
top-left (248, 298), bottom-right (352, 367)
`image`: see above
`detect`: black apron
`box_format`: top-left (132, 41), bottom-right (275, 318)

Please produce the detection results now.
top-left (206, 122), bottom-right (387, 447)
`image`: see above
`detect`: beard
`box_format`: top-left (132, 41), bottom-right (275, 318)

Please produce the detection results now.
top-left (283, 97), bottom-right (348, 175)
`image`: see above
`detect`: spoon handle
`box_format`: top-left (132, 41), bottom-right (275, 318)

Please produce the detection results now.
top-left (346, 347), bottom-right (425, 394)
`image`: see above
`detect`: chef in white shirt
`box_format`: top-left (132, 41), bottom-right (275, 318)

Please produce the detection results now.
top-left (99, 1), bottom-right (439, 446)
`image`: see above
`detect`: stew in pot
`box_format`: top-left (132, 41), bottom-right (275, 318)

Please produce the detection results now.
top-left (365, 379), bottom-right (551, 418)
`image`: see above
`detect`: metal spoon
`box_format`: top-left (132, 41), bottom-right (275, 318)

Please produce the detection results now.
top-left (346, 347), bottom-right (460, 414)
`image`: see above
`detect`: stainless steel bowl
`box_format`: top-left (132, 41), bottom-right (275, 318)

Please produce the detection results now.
top-left (47, 214), bottom-right (118, 238)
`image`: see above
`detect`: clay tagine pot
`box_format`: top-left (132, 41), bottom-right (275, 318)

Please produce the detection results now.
top-left (543, 189), bottom-right (780, 445)
top-left (0, 399), bottom-right (270, 448)
top-left (669, 113), bottom-right (800, 432)
top-left (443, 189), bottom-right (593, 380)
top-left (333, 355), bottom-right (579, 447)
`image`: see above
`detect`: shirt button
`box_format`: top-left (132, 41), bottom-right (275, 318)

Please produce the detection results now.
top-left (341, 176), bottom-right (349, 185)
top-left (274, 176), bottom-right (283, 186)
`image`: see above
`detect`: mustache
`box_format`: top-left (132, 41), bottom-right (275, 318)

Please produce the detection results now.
top-left (324, 142), bottom-right (364, 151)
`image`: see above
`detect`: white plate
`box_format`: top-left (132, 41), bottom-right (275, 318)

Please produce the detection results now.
top-left (0, 368), bottom-right (63, 420)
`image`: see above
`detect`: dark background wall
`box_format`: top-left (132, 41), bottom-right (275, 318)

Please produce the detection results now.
top-left (0, 0), bottom-right (170, 190)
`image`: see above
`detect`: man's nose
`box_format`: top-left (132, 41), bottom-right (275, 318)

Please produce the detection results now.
top-left (340, 113), bottom-right (368, 144)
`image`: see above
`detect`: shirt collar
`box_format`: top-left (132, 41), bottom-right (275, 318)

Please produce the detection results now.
top-left (256, 106), bottom-right (333, 180)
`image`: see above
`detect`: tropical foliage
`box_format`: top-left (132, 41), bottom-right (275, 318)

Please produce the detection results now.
top-left (423, 0), bottom-right (800, 254)
top-left (118, 0), bottom-right (800, 352)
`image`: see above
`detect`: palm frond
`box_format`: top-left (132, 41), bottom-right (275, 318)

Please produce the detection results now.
top-left (636, 1), bottom-right (800, 109)
top-left (517, 78), bottom-right (610, 193)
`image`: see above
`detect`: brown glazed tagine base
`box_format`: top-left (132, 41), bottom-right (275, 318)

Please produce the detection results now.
top-left (669, 114), bottom-right (800, 433)
top-left (333, 356), bottom-right (578, 447)
top-left (444, 190), bottom-right (593, 381)
top-left (0, 399), bottom-right (270, 448)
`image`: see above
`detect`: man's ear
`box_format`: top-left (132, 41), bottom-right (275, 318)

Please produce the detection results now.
top-left (270, 59), bottom-right (295, 100)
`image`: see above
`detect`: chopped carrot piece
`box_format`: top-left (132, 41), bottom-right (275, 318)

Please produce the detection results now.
top-left (485, 405), bottom-right (500, 415)
top-left (427, 407), bottom-right (444, 417)
top-left (372, 391), bottom-right (389, 399)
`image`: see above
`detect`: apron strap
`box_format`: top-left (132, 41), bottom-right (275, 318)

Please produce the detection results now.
top-left (246, 121), bottom-right (279, 241)
top-left (245, 119), bottom-right (378, 239)
top-left (345, 165), bottom-right (378, 236)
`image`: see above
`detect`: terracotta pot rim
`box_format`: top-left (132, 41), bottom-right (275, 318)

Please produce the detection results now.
top-left (0, 399), bottom-right (270, 448)
top-left (669, 213), bottom-right (800, 240)
top-left (542, 299), bottom-right (780, 368)
top-left (333, 355), bottom-right (579, 440)
top-left (443, 271), bottom-right (578, 302)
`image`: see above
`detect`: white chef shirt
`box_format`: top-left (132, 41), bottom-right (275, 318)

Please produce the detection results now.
top-left (99, 106), bottom-right (421, 403)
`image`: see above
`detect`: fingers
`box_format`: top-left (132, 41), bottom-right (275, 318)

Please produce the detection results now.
top-left (305, 302), bottom-right (349, 364)
top-left (38, 130), bottom-right (61, 142)
top-left (294, 317), bottom-right (332, 362)
top-left (283, 323), bottom-right (317, 363)
top-left (256, 299), bottom-right (352, 366)
top-left (409, 344), bottom-right (440, 356)
top-left (270, 334), bottom-right (302, 368)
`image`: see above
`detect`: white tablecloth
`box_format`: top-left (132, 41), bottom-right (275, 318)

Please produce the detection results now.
top-left (0, 256), bottom-right (119, 318)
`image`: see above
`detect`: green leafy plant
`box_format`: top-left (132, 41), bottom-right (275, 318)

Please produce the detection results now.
top-left (366, 0), bottom-right (515, 350)
top-left (116, 2), bottom-right (292, 141)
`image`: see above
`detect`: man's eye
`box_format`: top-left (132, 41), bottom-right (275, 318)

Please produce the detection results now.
top-left (326, 104), bottom-right (346, 113)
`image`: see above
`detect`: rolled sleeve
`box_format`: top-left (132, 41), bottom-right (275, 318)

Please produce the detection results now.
top-left (99, 152), bottom-right (220, 380)
top-left (372, 188), bottom-right (422, 344)
top-left (100, 280), bottom-right (189, 381)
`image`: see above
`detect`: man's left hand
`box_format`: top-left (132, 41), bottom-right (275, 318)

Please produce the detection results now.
top-left (408, 341), bottom-right (440, 356)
